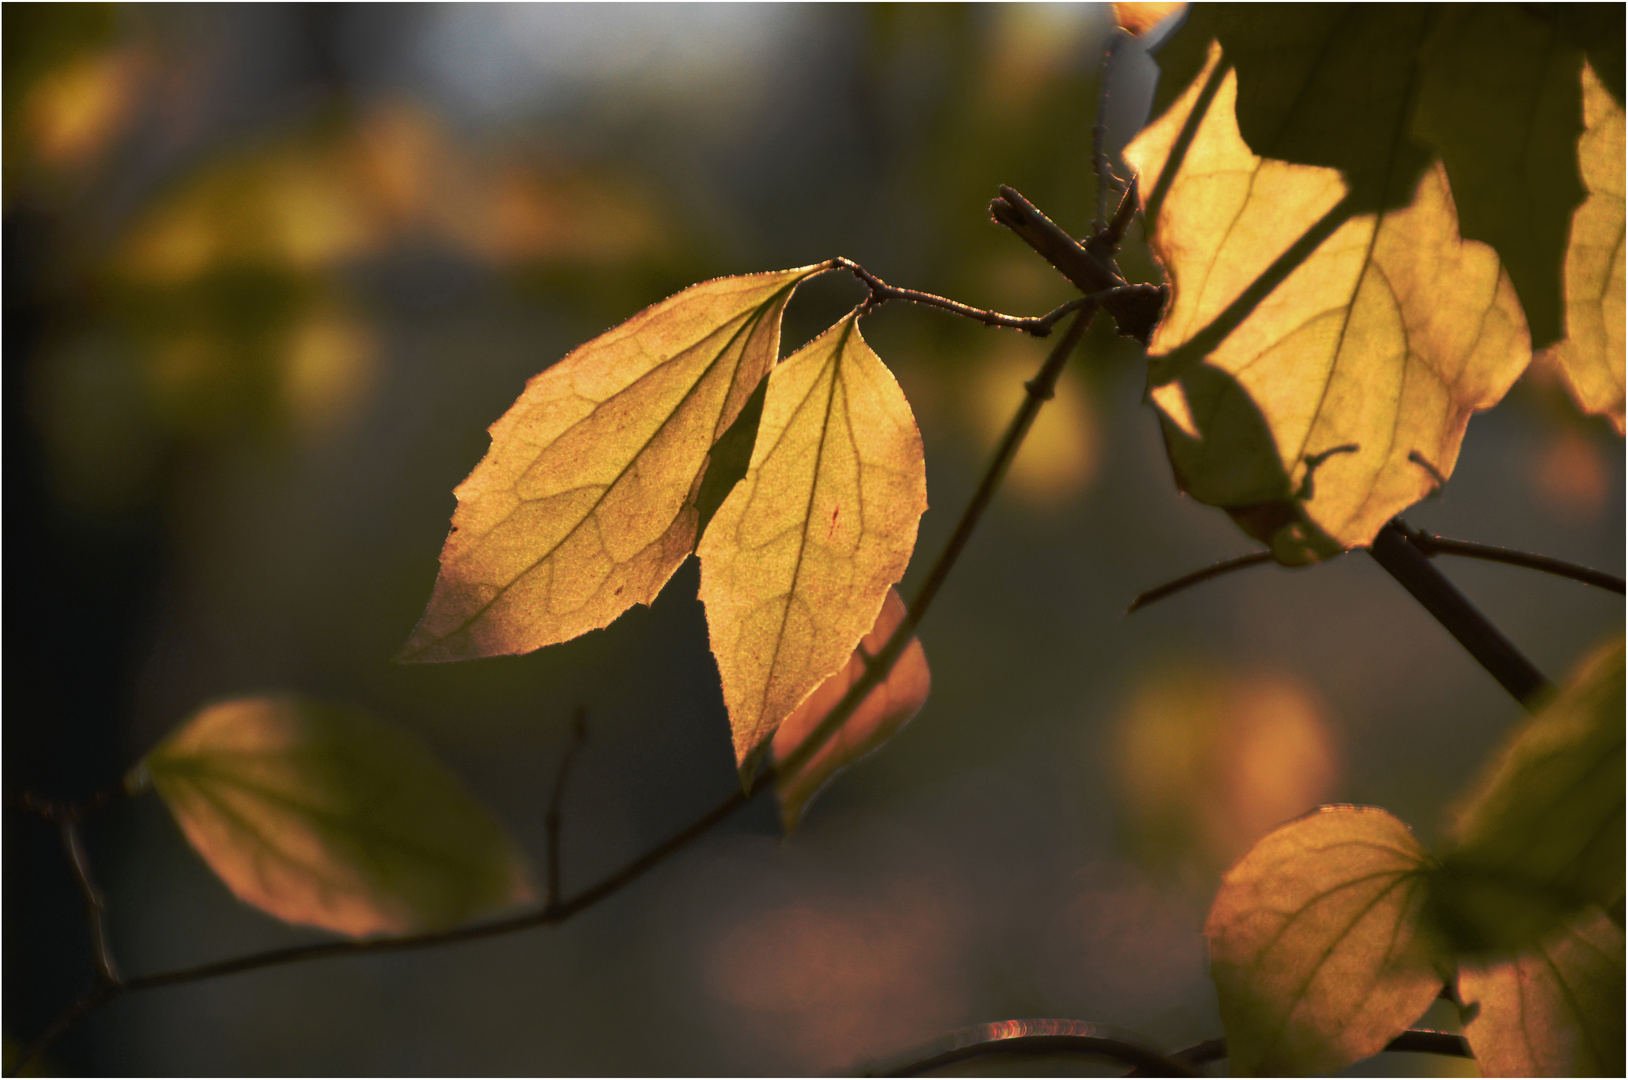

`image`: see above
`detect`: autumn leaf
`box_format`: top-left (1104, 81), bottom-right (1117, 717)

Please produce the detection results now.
top-left (400, 264), bottom-right (832, 662)
top-left (771, 586), bottom-right (930, 832)
top-left (1432, 635), bottom-right (1625, 952)
top-left (137, 696), bottom-right (533, 937)
top-left (1149, 5), bottom-right (1592, 349)
top-left (1540, 61), bottom-right (1626, 434)
top-left (1125, 42), bottom-right (1530, 564)
top-left (1458, 907), bottom-right (1626, 1078)
top-left (1205, 806), bottom-right (1448, 1077)
top-left (1110, 2), bottom-right (1185, 38)
top-left (697, 312), bottom-right (927, 776)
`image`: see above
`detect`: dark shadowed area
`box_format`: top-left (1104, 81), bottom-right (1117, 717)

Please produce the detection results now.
top-left (5, 4), bottom-right (1619, 1075)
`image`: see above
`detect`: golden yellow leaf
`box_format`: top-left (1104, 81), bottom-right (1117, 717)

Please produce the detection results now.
top-left (1541, 61), bottom-right (1626, 434)
top-left (771, 586), bottom-right (930, 832)
top-left (139, 696), bottom-right (533, 937)
top-left (401, 264), bottom-right (831, 662)
top-left (1125, 43), bottom-right (1532, 564)
top-left (698, 312), bottom-right (927, 775)
top-left (1205, 806), bottom-right (1448, 1076)
top-left (1111, 2), bottom-right (1186, 38)
top-left (1458, 907), bottom-right (1625, 1077)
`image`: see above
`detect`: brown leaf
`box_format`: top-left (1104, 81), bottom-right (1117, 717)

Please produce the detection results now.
top-left (401, 264), bottom-right (831, 662)
top-left (771, 586), bottom-right (930, 832)
top-left (698, 312), bottom-right (927, 776)
top-left (1111, 3), bottom-right (1186, 38)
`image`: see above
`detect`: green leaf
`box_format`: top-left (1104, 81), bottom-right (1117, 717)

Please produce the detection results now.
top-left (1205, 806), bottom-right (1449, 1076)
top-left (139, 696), bottom-right (534, 937)
top-left (697, 312), bottom-right (928, 776)
top-left (770, 586), bottom-right (930, 832)
top-left (1540, 60), bottom-right (1626, 434)
top-left (1433, 635), bottom-right (1625, 952)
top-left (1458, 907), bottom-right (1626, 1077)
top-left (1125, 42), bottom-right (1531, 563)
top-left (400, 263), bottom-right (832, 663)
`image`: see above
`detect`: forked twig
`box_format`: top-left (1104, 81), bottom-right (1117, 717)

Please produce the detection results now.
top-left (836, 256), bottom-right (1101, 337)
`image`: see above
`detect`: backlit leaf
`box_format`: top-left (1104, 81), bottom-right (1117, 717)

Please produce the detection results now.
top-left (698, 312), bottom-right (927, 776)
top-left (1433, 635), bottom-right (1625, 952)
top-left (1540, 62), bottom-right (1626, 434)
top-left (1125, 43), bottom-right (1531, 564)
top-left (1205, 806), bottom-right (1448, 1076)
top-left (1458, 907), bottom-right (1626, 1078)
top-left (139, 696), bottom-right (533, 937)
top-left (771, 586), bottom-right (930, 833)
top-left (1111, 2), bottom-right (1186, 38)
top-left (400, 264), bottom-right (831, 662)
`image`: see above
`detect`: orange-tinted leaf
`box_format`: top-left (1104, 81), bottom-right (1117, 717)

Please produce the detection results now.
top-left (698, 313), bottom-right (927, 776)
top-left (1112, 2), bottom-right (1185, 38)
top-left (1125, 43), bottom-right (1531, 564)
top-left (138, 696), bottom-right (533, 937)
top-left (401, 264), bottom-right (831, 662)
top-left (1540, 61), bottom-right (1626, 433)
top-left (1205, 806), bottom-right (1448, 1076)
top-left (771, 586), bottom-right (930, 832)
top-left (1458, 907), bottom-right (1625, 1077)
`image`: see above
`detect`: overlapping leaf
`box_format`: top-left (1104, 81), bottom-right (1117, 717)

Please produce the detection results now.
top-left (400, 264), bottom-right (831, 662)
top-left (771, 586), bottom-right (930, 832)
top-left (1434, 635), bottom-right (1625, 952)
top-left (1125, 42), bottom-right (1531, 563)
top-left (1204, 806), bottom-right (1447, 1076)
top-left (698, 312), bottom-right (927, 776)
top-left (138, 696), bottom-right (533, 937)
top-left (1458, 907), bottom-right (1626, 1077)
top-left (1150, 5), bottom-right (1595, 350)
top-left (1541, 62), bottom-right (1626, 433)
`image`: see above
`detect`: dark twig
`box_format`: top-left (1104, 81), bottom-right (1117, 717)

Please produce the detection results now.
top-left (544, 708), bottom-right (590, 905)
top-left (1370, 518), bottom-right (1555, 710)
top-left (871, 1019), bottom-right (1200, 1078)
top-left (1150, 1028), bottom-right (1472, 1074)
top-left (12, 300), bottom-right (1106, 1076)
top-left (1125, 551), bottom-right (1277, 613)
top-left (1093, 29), bottom-right (1128, 234)
top-left (1407, 526), bottom-right (1625, 595)
top-left (834, 256), bottom-right (1095, 337)
top-left (62, 818), bottom-right (119, 986)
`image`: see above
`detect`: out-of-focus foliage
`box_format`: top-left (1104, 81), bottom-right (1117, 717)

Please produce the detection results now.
top-left (698, 314), bottom-right (927, 774)
top-left (1204, 806), bottom-right (1446, 1077)
top-left (138, 696), bottom-right (533, 937)
top-left (400, 265), bottom-right (828, 663)
top-left (1125, 42), bottom-right (1529, 564)
top-left (772, 586), bottom-right (930, 833)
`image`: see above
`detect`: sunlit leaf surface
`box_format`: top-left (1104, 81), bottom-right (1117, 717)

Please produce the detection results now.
top-left (1125, 43), bottom-right (1531, 563)
top-left (1110, 2), bottom-right (1185, 38)
top-left (1458, 907), bottom-right (1626, 1078)
top-left (1435, 636), bottom-right (1625, 951)
top-left (771, 586), bottom-right (930, 832)
top-left (401, 265), bottom-right (830, 662)
top-left (698, 313), bottom-right (927, 774)
top-left (1541, 62), bottom-right (1626, 434)
top-left (141, 696), bottom-right (533, 937)
top-left (1205, 806), bottom-right (1447, 1076)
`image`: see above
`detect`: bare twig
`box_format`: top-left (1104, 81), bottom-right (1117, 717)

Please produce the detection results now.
top-left (871, 1018), bottom-right (1200, 1078)
top-left (834, 256), bottom-right (1095, 337)
top-left (62, 818), bottom-right (119, 986)
top-left (1125, 551), bottom-right (1277, 613)
top-left (12, 292), bottom-right (1107, 1076)
top-left (1094, 29), bottom-right (1128, 234)
top-left (544, 708), bottom-right (590, 905)
top-left (1147, 1028), bottom-right (1472, 1074)
top-left (1407, 526), bottom-right (1625, 595)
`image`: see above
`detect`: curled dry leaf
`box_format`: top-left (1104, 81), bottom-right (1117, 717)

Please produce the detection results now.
top-left (138, 696), bottom-right (533, 938)
top-left (1540, 61), bottom-right (1626, 433)
top-left (1204, 806), bottom-right (1448, 1076)
top-left (771, 586), bottom-right (930, 832)
top-left (698, 312), bottom-right (927, 776)
top-left (1458, 907), bottom-right (1626, 1078)
top-left (400, 264), bottom-right (831, 662)
top-left (1435, 634), bottom-right (1625, 952)
top-left (1125, 42), bottom-right (1531, 564)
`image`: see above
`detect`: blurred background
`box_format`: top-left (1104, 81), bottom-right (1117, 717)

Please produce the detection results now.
top-left (5, 4), bottom-right (1620, 1075)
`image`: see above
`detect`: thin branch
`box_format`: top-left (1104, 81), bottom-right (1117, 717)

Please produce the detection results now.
top-left (62, 818), bottom-right (119, 986)
top-left (1125, 551), bottom-right (1276, 613)
top-left (1094, 29), bottom-right (1128, 234)
top-left (872, 1019), bottom-right (1200, 1078)
top-left (833, 256), bottom-right (1096, 337)
top-left (544, 708), bottom-right (589, 905)
top-left (1407, 526), bottom-right (1625, 595)
top-left (1151, 1028), bottom-right (1472, 1074)
top-left (1369, 518), bottom-right (1555, 710)
top-left (12, 298), bottom-right (1105, 1076)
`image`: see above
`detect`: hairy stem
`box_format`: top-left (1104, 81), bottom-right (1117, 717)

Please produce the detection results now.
top-left (834, 256), bottom-right (1104, 337)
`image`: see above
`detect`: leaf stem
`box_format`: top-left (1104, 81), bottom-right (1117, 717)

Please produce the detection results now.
top-left (833, 256), bottom-right (1117, 337)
